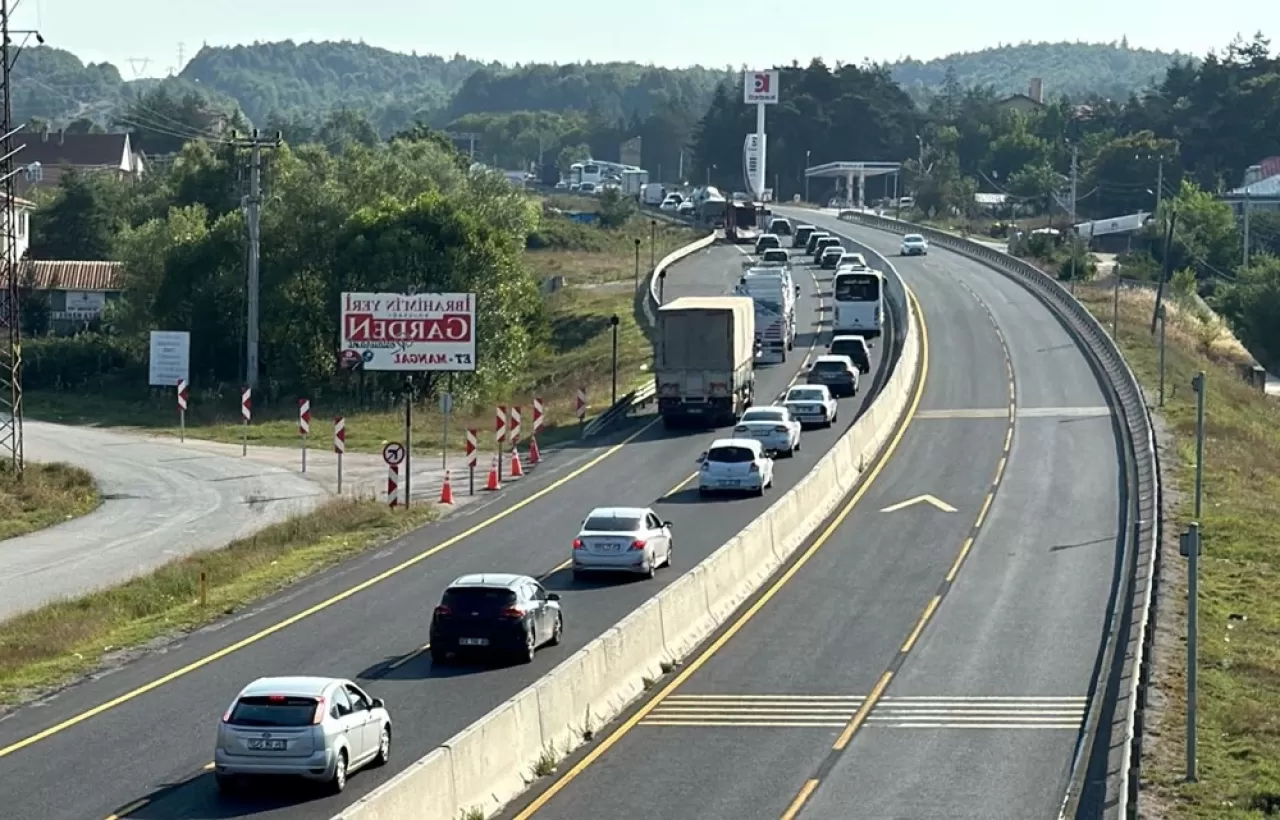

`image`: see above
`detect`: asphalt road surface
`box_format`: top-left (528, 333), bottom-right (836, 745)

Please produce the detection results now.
top-left (0, 238), bottom-right (898, 820)
top-left (0, 421), bottom-right (327, 619)
top-left (500, 211), bottom-right (1123, 820)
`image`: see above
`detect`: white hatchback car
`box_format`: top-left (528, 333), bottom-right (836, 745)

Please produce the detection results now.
top-left (573, 506), bottom-right (673, 579)
top-left (782, 384), bottom-right (838, 428)
top-left (698, 438), bottom-right (775, 496)
top-left (733, 406), bottom-right (802, 457)
top-left (215, 676), bottom-right (391, 795)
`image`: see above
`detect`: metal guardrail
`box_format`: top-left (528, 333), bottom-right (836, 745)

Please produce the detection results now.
top-left (836, 210), bottom-right (1159, 820)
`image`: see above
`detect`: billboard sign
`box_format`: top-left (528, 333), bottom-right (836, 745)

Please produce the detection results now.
top-left (743, 70), bottom-right (779, 105)
top-left (743, 134), bottom-right (765, 198)
top-left (148, 330), bottom-right (190, 386)
top-left (340, 292), bottom-right (477, 372)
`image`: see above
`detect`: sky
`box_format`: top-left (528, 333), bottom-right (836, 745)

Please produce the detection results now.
top-left (13, 0), bottom-right (1276, 78)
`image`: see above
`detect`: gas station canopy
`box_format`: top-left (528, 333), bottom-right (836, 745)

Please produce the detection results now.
top-left (805, 161), bottom-right (903, 208)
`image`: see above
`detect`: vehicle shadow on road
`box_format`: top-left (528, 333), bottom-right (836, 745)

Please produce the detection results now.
top-left (357, 650), bottom-right (507, 681)
top-left (658, 487), bottom-right (753, 505)
top-left (539, 565), bottom-right (652, 593)
top-left (122, 773), bottom-right (323, 818)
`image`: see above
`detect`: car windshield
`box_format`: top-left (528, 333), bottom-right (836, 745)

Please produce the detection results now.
top-left (442, 586), bottom-right (517, 613)
top-left (706, 446), bottom-right (756, 464)
top-left (742, 409), bottom-right (785, 423)
top-left (788, 388), bottom-right (826, 402)
top-left (228, 695), bottom-right (319, 727)
top-left (583, 514), bottom-right (643, 532)
top-left (814, 360), bottom-right (848, 372)
top-left (904, 235), bottom-right (924, 242)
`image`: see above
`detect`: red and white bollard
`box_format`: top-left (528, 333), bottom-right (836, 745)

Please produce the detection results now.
top-left (387, 463), bottom-right (400, 508)
top-left (333, 416), bottom-right (346, 494)
top-left (465, 428), bottom-right (478, 495)
top-left (575, 387), bottom-right (588, 426)
top-left (298, 398), bottom-right (311, 473)
top-left (495, 405), bottom-right (508, 481)
top-left (176, 379), bottom-right (188, 442)
top-left (530, 397), bottom-right (545, 464)
top-left (240, 386), bottom-right (252, 456)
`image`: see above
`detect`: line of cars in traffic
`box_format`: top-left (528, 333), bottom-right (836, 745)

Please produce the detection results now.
top-left (210, 218), bottom-right (890, 802)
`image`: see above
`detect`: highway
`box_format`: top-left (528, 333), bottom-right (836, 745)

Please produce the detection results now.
top-left (500, 213), bottom-right (1124, 820)
top-left (0, 237), bottom-right (897, 820)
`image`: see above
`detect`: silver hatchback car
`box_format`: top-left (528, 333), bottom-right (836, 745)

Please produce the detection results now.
top-left (214, 676), bottom-right (392, 795)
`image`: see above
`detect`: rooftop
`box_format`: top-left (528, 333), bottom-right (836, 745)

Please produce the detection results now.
top-left (3, 260), bottom-right (124, 291)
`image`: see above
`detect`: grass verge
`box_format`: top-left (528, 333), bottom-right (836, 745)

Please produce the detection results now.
top-left (24, 218), bottom-right (702, 455)
top-left (0, 461), bottom-right (100, 540)
top-left (1074, 281), bottom-right (1280, 819)
top-left (0, 498), bottom-right (435, 707)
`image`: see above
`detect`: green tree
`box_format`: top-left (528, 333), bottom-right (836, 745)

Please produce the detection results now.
top-left (1007, 162), bottom-right (1062, 217)
top-left (27, 170), bottom-right (116, 260)
top-left (1214, 254), bottom-right (1280, 367)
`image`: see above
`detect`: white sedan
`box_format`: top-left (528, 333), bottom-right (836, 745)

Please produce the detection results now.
top-left (733, 406), bottom-right (802, 457)
top-left (572, 506), bottom-right (673, 580)
top-left (782, 384), bottom-right (838, 428)
top-left (698, 438), bottom-right (775, 497)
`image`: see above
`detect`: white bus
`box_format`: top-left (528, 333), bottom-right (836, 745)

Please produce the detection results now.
top-left (832, 268), bottom-right (885, 338)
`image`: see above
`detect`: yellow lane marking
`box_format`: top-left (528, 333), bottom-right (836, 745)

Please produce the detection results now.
top-left (104, 798), bottom-right (149, 819)
top-left (832, 672), bottom-right (894, 751)
top-left (945, 537), bottom-right (974, 583)
top-left (899, 595), bottom-right (942, 653)
top-left (510, 284), bottom-right (929, 820)
top-left (781, 779), bottom-right (820, 820)
top-left (1, 417), bottom-right (663, 761)
top-left (974, 493), bottom-right (994, 528)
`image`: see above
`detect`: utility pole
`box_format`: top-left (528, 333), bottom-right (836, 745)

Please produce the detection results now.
top-left (1243, 189), bottom-right (1252, 270)
top-left (1069, 145), bottom-right (1079, 281)
top-left (0, 2), bottom-right (40, 476)
top-left (1155, 155), bottom-right (1165, 215)
top-left (231, 129), bottom-right (282, 390)
top-left (1183, 370), bottom-right (1207, 783)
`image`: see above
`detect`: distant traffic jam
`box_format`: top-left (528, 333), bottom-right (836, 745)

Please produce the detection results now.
top-left (212, 212), bottom-right (895, 800)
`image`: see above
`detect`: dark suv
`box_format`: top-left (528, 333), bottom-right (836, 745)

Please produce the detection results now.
top-left (829, 334), bottom-right (871, 373)
top-left (430, 573), bottom-right (563, 664)
top-left (805, 231), bottom-right (830, 255)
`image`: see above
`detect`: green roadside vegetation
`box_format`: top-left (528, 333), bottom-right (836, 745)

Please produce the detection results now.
top-left (0, 461), bottom-right (100, 540)
top-left (1075, 282), bottom-right (1280, 819)
top-left (0, 498), bottom-right (435, 706)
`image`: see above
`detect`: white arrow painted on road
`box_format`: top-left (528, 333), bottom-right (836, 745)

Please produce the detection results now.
top-left (880, 494), bottom-right (957, 513)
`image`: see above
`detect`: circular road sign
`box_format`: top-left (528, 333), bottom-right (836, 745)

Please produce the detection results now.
top-left (382, 441), bottom-right (406, 466)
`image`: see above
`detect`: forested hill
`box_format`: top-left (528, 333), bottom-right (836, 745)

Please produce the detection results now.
top-left (890, 40), bottom-right (1193, 101)
top-left (14, 39), bottom-right (1187, 133)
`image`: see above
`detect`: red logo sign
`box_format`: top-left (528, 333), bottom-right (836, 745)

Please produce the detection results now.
top-left (754, 73), bottom-right (770, 93)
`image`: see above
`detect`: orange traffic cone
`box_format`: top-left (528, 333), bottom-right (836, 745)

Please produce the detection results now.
top-left (528, 436), bottom-right (542, 464)
top-left (439, 469), bottom-right (455, 505)
top-left (510, 447), bottom-right (525, 478)
top-left (485, 456), bottom-right (501, 491)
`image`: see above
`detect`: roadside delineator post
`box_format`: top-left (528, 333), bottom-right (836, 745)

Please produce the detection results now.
top-left (575, 387), bottom-right (588, 436)
top-left (298, 398), bottom-right (311, 473)
top-left (465, 428), bottom-right (478, 495)
top-left (529, 396), bottom-right (544, 464)
top-left (383, 441), bottom-right (406, 508)
top-left (495, 405), bottom-right (507, 482)
top-left (176, 379), bottom-right (188, 442)
top-left (333, 416), bottom-right (346, 494)
top-left (240, 386), bottom-right (252, 456)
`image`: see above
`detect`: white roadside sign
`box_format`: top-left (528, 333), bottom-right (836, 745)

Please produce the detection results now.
top-left (148, 330), bottom-right (190, 386)
top-left (340, 292), bottom-right (477, 372)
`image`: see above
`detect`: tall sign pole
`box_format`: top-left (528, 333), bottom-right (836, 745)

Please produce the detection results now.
top-left (743, 70), bottom-right (779, 203)
top-left (229, 128), bottom-right (282, 389)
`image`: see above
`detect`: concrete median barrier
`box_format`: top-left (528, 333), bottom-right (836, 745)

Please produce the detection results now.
top-left (331, 260), bottom-right (922, 820)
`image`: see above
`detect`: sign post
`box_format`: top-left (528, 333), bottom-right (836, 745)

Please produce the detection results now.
top-left (298, 398), bottom-right (311, 473)
top-left (383, 441), bottom-right (406, 508)
top-left (334, 416), bottom-right (346, 494)
top-left (575, 387), bottom-right (588, 435)
top-left (176, 379), bottom-right (188, 442)
top-left (440, 391), bottom-right (453, 470)
top-left (743, 70), bottom-right (780, 201)
top-left (465, 428), bottom-right (478, 495)
top-left (240, 386), bottom-right (252, 456)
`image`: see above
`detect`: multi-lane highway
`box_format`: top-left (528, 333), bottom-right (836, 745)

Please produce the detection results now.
top-left (0, 236), bottom-right (896, 819)
top-left (500, 212), bottom-right (1124, 820)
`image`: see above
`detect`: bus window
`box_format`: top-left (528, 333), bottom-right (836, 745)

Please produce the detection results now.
top-left (834, 275), bottom-right (880, 302)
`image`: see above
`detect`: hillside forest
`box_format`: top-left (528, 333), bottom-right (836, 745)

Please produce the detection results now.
top-left (14, 32), bottom-right (1280, 400)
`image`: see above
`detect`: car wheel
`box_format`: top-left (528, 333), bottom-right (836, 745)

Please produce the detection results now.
top-left (645, 558), bottom-right (657, 579)
top-left (665, 542), bottom-right (674, 567)
top-left (373, 725), bottom-right (391, 767)
top-left (519, 628), bottom-right (537, 664)
top-left (548, 612), bottom-right (564, 646)
top-left (328, 750), bottom-right (348, 794)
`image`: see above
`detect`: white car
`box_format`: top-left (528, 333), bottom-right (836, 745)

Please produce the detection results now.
top-left (572, 506), bottom-right (673, 579)
top-left (782, 385), bottom-right (838, 428)
top-left (901, 234), bottom-right (928, 256)
top-left (677, 201), bottom-right (695, 216)
top-left (836, 252), bottom-right (868, 269)
top-left (215, 676), bottom-right (391, 794)
top-left (734, 406), bottom-right (802, 457)
top-left (698, 438), bottom-right (775, 496)
top-left (660, 194), bottom-right (682, 211)
top-left (754, 233), bottom-right (782, 254)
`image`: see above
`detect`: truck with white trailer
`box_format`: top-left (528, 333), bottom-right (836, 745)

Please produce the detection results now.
top-left (654, 296), bottom-right (757, 428)
top-left (735, 264), bottom-right (797, 364)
